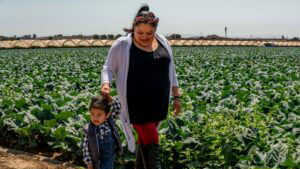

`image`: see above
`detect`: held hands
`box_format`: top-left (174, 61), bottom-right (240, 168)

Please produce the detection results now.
top-left (101, 83), bottom-right (112, 102)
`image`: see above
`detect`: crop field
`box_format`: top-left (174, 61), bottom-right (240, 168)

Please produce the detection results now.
top-left (1, 47), bottom-right (300, 169)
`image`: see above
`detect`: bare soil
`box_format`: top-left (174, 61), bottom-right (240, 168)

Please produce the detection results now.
top-left (0, 150), bottom-right (80, 169)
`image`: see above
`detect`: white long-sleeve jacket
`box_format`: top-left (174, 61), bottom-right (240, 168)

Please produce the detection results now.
top-left (101, 32), bottom-right (179, 152)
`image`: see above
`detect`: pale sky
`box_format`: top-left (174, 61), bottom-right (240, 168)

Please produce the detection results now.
top-left (0, 0), bottom-right (299, 38)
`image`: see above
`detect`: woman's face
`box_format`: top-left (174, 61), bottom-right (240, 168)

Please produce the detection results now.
top-left (133, 23), bottom-right (156, 47)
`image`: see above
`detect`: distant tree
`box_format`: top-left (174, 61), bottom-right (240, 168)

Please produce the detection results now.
top-left (22, 34), bottom-right (31, 39)
top-left (107, 34), bottom-right (114, 39)
top-left (33, 34), bottom-right (37, 39)
top-left (48, 36), bottom-right (53, 40)
top-left (54, 34), bottom-right (63, 39)
top-left (225, 27), bottom-right (228, 38)
top-left (281, 35), bottom-right (285, 39)
top-left (93, 34), bottom-right (100, 39)
top-left (167, 34), bottom-right (181, 39)
top-left (100, 34), bottom-right (107, 39)
top-left (291, 37), bottom-right (299, 41)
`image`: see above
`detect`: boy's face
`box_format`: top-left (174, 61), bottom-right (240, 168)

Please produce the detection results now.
top-left (90, 108), bottom-right (109, 126)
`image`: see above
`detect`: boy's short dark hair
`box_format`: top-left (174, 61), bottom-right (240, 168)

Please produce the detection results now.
top-left (89, 96), bottom-right (111, 114)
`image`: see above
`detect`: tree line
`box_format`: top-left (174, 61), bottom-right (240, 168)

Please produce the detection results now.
top-left (0, 33), bottom-right (299, 41)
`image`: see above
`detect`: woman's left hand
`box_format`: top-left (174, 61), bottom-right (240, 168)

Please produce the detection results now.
top-left (173, 99), bottom-right (181, 117)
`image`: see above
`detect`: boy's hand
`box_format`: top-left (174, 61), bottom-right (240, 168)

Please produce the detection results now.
top-left (87, 163), bottom-right (93, 169)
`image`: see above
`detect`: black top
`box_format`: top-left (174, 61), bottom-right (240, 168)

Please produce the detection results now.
top-left (127, 41), bottom-right (171, 124)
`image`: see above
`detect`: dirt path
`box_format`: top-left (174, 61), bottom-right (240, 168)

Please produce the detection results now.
top-left (0, 147), bottom-right (81, 169)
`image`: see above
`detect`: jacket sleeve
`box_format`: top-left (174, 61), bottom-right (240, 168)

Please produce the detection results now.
top-left (167, 42), bottom-right (179, 87)
top-left (111, 97), bottom-right (121, 121)
top-left (170, 60), bottom-right (179, 87)
top-left (101, 40), bottom-right (121, 85)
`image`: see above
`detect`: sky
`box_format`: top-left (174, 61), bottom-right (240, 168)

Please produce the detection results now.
top-left (0, 0), bottom-right (299, 38)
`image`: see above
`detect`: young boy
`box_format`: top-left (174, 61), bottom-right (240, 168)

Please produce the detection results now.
top-left (82, 96), bottom-right (123, 169)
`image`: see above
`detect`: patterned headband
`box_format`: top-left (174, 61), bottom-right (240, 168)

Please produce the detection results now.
top-left (134, 13), bottom-right (159, 25)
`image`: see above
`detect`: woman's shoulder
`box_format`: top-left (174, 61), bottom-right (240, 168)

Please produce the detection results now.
top-left (155, 33), bottom-right (172, 51)
top-left (155, 33), bottom-right (168, 42)
top-left (109, 34), bottom-right (131, 50)
top-left (155, 33), bottom-right (171, 47)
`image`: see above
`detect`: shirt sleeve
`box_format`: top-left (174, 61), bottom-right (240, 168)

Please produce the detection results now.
top-left (111, 97), bottom-right (121, 121)
top-left (82, 131), bottom-right (92, 165)
top-left (168, 42), bottom-right (179, 87)
top-left (101, 40), bottom-right (121, 85)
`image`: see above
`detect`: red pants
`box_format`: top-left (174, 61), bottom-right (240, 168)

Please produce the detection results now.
top-left (133, 122), bottom-right (159, 145)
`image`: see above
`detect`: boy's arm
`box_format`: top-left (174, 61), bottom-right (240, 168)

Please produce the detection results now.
top-left (83, 131), bottom-right (93, 166)
top-left (111, 97), bottom-right (121, 121)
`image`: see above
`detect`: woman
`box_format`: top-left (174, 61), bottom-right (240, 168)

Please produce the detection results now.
top-left (101, 4), bottom-right (181, 169)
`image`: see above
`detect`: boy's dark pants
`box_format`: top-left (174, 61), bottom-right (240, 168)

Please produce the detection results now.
top-left (98, 132), bottom-right (115, 169)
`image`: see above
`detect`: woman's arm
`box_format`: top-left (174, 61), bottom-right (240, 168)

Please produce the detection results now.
top-left (168, 41), bottom-right (181, 115)
top-left (101, 40), bottom-right (121, 96)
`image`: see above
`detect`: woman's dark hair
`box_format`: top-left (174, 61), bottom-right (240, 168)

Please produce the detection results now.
top-left (123, 4), bottom-right (159, 33)
top-left (89, 96), bottom-right (111, 114)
